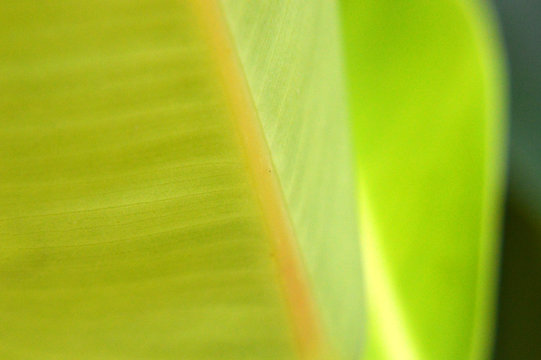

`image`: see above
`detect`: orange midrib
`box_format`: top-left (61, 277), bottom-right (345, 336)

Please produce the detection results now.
top-left (190, 1), bottom-right (330, 359)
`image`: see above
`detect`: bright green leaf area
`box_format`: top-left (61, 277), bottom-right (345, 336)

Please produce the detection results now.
top-left (340, 0), bottom-right (507, 359)
top-left (0, 1), bottom-right (299, 358)
top-left (220, 1), bottom-right (364, 358)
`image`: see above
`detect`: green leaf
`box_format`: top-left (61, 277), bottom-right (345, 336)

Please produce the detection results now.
top-left (340, 0), bottom-right (507, 359)
top-left (0, 1), bottom-right (362, 359)
top-left (220, 1), bottom-right (364, 358)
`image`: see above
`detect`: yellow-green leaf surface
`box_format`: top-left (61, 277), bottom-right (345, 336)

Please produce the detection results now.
top-left (220, 1), bottom-right (364, 359)
top-left (1, 1), bottom-right (362, 359)
top-left (340, 1), bottom-right (507, 359)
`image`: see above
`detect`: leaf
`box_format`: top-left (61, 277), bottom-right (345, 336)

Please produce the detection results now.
top-left (220, 1), bottom-right (364, 358)
top-left (0, 1), bottom-right (362, 359)
top-left (340, 0), bottom-right (507, 359)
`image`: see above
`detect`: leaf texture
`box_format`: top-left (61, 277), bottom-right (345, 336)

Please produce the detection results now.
top-left (220, 1), bottom-right (364, 358)
top-left (0, 0), bottom-right (362, 359)
top-left (0, 1), bottom-right (299, 358)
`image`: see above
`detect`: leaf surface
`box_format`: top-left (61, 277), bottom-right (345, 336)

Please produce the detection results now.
top-left (340, 0), bottom-right (507, 359)
top-left (0, 1), bottom-right (362, 359)
top-left (220, 1), bottom-right (364, 358)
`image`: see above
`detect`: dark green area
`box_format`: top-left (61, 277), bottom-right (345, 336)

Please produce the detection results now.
top-left (493, 0), bottom-right (541, 358)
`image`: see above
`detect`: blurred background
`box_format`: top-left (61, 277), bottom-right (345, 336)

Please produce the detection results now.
top-left (492, 0), bottom-right (541, 359)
